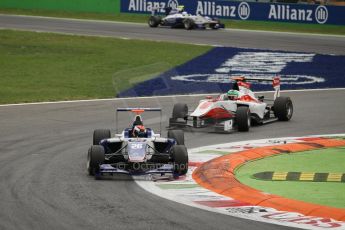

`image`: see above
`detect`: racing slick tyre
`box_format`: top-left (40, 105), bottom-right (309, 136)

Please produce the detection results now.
top-left (273, 97), bottom-right (293, 121)
top-left (148, 16), bottom-right (161, 27)
top-left (168, 129), bottom-right (185, 145)
top-left (93, 129), bottom-right (111, 145)
top-left (209, 23), bottom-right (218, 29)
top-left (171, 145), bottom-right (188, 175)
top-left (236, 106), bottom-right (251, 132)
top-left (209, 19), bottom-right (220, 29)
top-left (87, 145), bottom-right (105, 176)
top-left (193, 117), bottom-right (197, 128)
top-left (183, 19), bottom-right (194, 30)
top-left (172, 103), bottom-right (188, 120)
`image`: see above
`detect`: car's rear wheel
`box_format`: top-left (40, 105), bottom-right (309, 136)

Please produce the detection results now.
top-left (171, 145), bottom-right (188, 175)
top-left (236, 106), bottom-right (251, 132)
top-left (183, 19), bottom-right (194, 30)
top-left (148, 16), bottom-right (161, 27)
top-left (87, 145), bottom-right (105, 176)
top-left (274, 97), bottom-right (293, 121)
top-left (172, 103), bottom-right (188, 120)
top-left (168, 130), bottom-right (185, 145)
top-left (93, 129), bottom-right (111, 145)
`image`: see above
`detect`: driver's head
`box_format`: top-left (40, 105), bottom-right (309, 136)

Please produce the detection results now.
top-left (177, 5), bottom-right (185, 12)
top-left (227, 90), bottom-right (239, 100)
top-left (133, 125), bottom-right (146, 137)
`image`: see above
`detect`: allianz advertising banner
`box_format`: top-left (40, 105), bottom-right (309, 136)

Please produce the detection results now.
top-left (120, 0), bottom-right (345, 25)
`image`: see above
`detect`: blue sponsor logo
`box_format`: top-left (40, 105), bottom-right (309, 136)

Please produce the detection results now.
top-left (238, 2), bottom-right (250, 20)
top-left (118, 47), bottom-right (345, 97)
top-left (315, 5), bottom-right (328, 24)
top-left (167, 0), bottom-right (179, 9)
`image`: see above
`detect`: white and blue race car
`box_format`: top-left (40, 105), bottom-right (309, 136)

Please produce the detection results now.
top-left (148, 6), bottom-right (225, 30)
top-left (87, 108), bottom-right (188, 179)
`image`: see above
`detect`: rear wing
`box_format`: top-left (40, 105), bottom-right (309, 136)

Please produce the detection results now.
top-left (152, 6), bottom-right (182, 16)
top-left (151, 7), bottom-right (159, 16)
top-left (116, 108), bottom-right (162, 112)
top-left (151, 6), bottom-right (170, 16)
top-left (115, 108), bottom-right (163, 134)
top-left (232, 76), bottom-right (281, 100)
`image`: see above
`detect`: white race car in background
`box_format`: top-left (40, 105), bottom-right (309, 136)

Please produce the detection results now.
top-left (148, 6), bottom-right (225, 30)
top-left (169, 77), bottom-right (293, 132)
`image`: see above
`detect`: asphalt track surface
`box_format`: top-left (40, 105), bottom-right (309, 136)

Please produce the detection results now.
top-left (0, 14), bottom-right (345, 55)
top-left (1, 90), bottom-right (345, 230)
top-left (1, 14), bottom-right (345, 230)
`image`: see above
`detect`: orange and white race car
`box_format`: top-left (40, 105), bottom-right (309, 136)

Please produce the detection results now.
top-left (169, 76), bottom-right (293, 132)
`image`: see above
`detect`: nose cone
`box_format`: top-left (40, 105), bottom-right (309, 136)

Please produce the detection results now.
top-left (191, 100), bottom-right (234, 119)
top-left (127, 142), bottom-right (147, 162)
top-left (190, 101), bottom-right (214, 117)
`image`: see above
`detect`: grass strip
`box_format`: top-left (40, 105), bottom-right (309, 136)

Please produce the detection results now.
top-left (0, 29), bottom-right (210, 104)
top-left (197, 150), bottom-right (231, 155)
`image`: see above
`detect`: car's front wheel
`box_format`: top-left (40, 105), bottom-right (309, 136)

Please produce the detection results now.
top-left (168, 129), bottom-right (185, 145)
top-left (209, 23), bottom-right (218, 29)
top-left (236, 106), bottom-right (251, 132)
top-left (87, 145), bottom-right (105, 176)
top-left (171, 145), bottom-right (188, 176)
top-left (209, 19), bottom-right (220, 29)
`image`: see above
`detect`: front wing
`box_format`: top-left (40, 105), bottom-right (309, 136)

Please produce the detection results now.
top-left (169, 113), bottom-right (279, 132)
top-left (97, 163), bottom-right (175, 176)
top-left (169, 116), bottom-right (235, 133)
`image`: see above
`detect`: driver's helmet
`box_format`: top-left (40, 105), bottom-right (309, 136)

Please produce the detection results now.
top-left (227, 90), bottom-right (240, 100)
top-left (133, 125), bottom-right (147, 138)
top-left (177, 5), bottom-right (185, 12)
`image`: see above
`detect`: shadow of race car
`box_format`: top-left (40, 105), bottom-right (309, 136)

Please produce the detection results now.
top-left (169, 76), bottom-right (293, 133)
top-left (148, 6), bottom-right (225, 30)
top-left (87, 108), bottom-right (188, 179)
